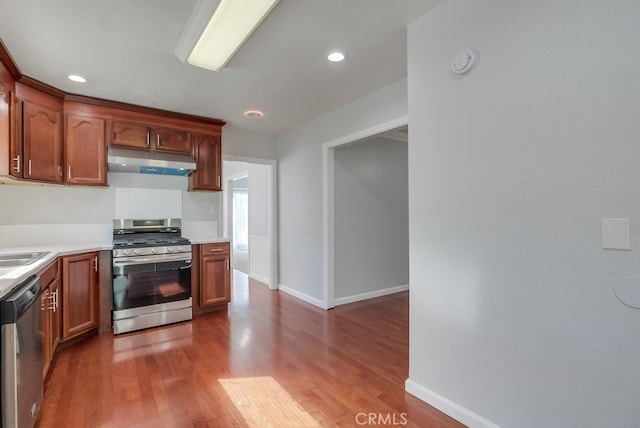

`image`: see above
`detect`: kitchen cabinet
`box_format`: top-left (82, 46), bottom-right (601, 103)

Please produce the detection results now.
top-left (13, 84), bottom-right (64, 182)
top-left (62, 252), bottom-right (99, 341)
top-left (64, 114), bottom-right (107, 185)
top-left (199, 242), bottom-right (231, 306)
top-left (40, 260), bottom-right (61, 379)
top-left (107, 120), bottom-right (192, 154)
top-left (189, 132), bottom-right (222, 191)
top-left (0, 75), bottom-right (13, 177)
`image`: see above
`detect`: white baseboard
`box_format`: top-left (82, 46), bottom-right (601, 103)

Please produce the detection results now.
top-left (405, 378), bottom-right (500, 428)
top-left (334, 284), bottom-right (409, 306)
top-left (248, 273), bottom-right (270, 286)
top-left (278, 284), bottom-right (326, 309)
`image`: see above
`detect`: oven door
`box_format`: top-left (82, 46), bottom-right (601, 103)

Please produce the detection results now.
top-left (112, 257), bottom-right (192, 312)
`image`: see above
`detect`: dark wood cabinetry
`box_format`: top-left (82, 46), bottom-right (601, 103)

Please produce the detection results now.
top-left (108, 120), bottom-right (192, 154)
top-left (62, 252), bottom-right (99, 340)
top-left (199, 242), bottom-right (231, 307)
top-left (16, 85), bottom-right (64, 182)
top-left (0, 75), bottom-right (13, 177)
top-left (189, 133), bottom-right (222, 191)
top-left (65, 115), bottom-right (106, 185)
top-left (40, 260), bottom-right (61, 379)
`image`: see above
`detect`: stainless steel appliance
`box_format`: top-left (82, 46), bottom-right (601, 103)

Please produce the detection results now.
top-left (1, 275), bottom-right (43, 428)
top-left (112, 218), bottom-right (192, 334)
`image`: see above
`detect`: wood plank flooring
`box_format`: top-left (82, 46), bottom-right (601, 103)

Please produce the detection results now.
top-left (36, 272), bottom-right (464, 427)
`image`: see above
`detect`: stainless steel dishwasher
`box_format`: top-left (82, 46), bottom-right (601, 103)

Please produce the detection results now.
top-left (1, 275), bottom-right (43, 428)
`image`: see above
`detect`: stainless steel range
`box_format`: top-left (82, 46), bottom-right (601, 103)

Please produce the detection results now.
top-left (112, 218), bottom-right (192, 334)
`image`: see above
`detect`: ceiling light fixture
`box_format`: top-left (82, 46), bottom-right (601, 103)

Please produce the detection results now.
top-left (67, 74), bottom-right (87, 83)
top-left (244, 110), bottom-right (264, 119)
top-left (327, 51), bottom-right (346, 62)
top-left (175, 0), bottom-right (281, 72)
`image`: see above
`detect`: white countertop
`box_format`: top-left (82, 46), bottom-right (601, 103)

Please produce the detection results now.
top-left (0, 243), bottom-right (112, 299)
top-left (188, 237), bottom-right (231, 245)
top-left (0, 237), bottom-right (230, 299)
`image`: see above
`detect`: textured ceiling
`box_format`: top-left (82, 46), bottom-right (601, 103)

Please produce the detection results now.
top-left (0, 0), bottom-right (442, 136)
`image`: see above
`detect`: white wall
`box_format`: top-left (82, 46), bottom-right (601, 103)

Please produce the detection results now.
top-left (222, 125), bottom-right (277, 160)
top-left (248, 163), bottom-right (272, 285)
top-left (407, 1), bottom-right (640, 427)
top-left (277, 78), bottom-right (408, 305)
top-left (334, 137), bottom-right (408, 303)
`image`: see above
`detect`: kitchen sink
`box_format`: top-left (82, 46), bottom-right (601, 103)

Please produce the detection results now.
top-left (0, 252), bottom-right (49, 267)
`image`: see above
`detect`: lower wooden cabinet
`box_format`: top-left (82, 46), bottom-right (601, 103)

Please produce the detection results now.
top-left (200, 242), bottom-right (231, 307)
top-left (40, 260), bottom-right (61, 379)
top-left (62, 251), bottom-right (99, 340)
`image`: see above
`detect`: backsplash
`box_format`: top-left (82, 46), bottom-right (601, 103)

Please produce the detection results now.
top-left (0, 173), bottom-right (221, 247)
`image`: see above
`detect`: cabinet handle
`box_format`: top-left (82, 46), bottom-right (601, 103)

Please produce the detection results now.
top-left (28, 159), bottom-right (32, 176)
top-left (12, 155), bottom-right (20, 172)
top-left (217, 176), bottom-right (221, 187)
top-left (93, 256), bottom-right (98, 272)
top-left (157, 133), bottom-right (161, 147)
top-left (68, 165), bottom-right (72, 180)
top-left (227, 259), bottom-right (230, 271)
top-left (41, 290), bottom-right (49, 311)
top-left (48, 291), bottom-right (57, 312)
top-left (146, 131), bottom-right (150, 147)
top-left (210, 248), bottom-right (223, 252)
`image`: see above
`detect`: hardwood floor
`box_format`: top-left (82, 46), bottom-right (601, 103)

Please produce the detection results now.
top-left (36, 272), bottom-right (464, 427)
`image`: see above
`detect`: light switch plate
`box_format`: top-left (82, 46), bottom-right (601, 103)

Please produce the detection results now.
top-left (602, 218), bottom-right (630, 250)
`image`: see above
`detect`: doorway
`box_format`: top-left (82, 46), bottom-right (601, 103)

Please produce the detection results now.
top-left (322, 118), bottom-right (408, 308)
top-left (223, 156), bottom-right (278, 290)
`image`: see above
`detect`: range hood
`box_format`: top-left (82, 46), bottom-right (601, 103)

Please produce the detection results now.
top-left (107, 146), bottom-right (196, 176)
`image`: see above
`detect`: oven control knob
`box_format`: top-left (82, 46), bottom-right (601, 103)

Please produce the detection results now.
top-left (122, 250), bottom-right (131, 256)
top-left (151, 248), bottom-right (158, 254)
top-left (176, 246), bottom-right (183, 252)
top-left (134, 249), bottom-right (141, 255)
top-left (167, 247), bottom-right (174, 253)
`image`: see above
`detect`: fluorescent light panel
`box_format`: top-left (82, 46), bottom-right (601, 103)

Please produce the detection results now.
top-left (187, 0), bottom-right (280, 71)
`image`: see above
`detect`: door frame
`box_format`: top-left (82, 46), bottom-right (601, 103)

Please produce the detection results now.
top-left (222, 155), bottom-right (278, 290)
top-left (322, 116), bottom-right (408, 309)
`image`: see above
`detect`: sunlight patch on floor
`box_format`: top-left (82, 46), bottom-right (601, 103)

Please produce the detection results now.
top-left (219, 376), bottom-right (320, 427)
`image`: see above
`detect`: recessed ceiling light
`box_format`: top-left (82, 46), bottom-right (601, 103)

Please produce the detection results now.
top-left (67, 74), bottom-right (87, 83)
top-left (327, 51), bottom-right (346, 62)
top-left (244, 110), bottom-right (264, 118)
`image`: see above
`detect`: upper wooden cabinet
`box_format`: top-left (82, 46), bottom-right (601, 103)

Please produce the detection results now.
top-left (108, 120), bottom-right (192, 154)
top-left (189, 132), bottom-right (222, 191)
top-left (0, 75), bottom-right (12, 177)
top-left (16, 85), bottom-right (64, 183)
top-left (64, 115), bottom-right (106, 185)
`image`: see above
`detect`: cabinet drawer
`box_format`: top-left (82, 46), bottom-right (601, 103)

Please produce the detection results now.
top-left (39, 259), bottom-right (59, 288)
top-left (201, 242), bottom-right (230, 255)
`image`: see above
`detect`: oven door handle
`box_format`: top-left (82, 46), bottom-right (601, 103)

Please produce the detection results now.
top-left (112, 254), bottom-right (192, 266)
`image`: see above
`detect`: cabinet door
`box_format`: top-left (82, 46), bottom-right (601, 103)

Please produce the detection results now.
top-left (200, 244), bottom-right (230, 306)
top-left (62, 252), bottom-right (99, 340)
top-left (189, 133), bottom-right (222, 191)
top-left (65, 115), bottom-right (106, 185)
top-left (108, 120), bottom-right (150, 149)
top-left (22, 100), bottom-right (63, 182)
top-left (0, 79), bottom-right (16, 177)
top-left (41, 285), bottom-right (52, 378)
top-left (155, 127), bottom-right (192, 153)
